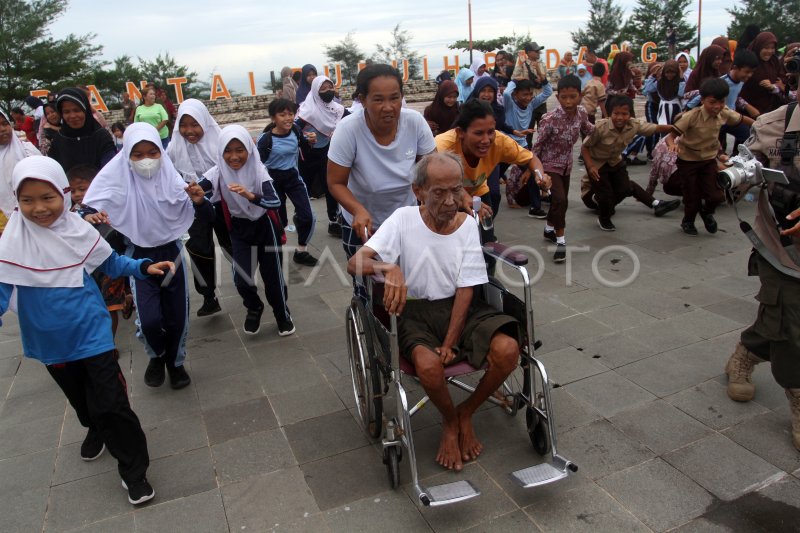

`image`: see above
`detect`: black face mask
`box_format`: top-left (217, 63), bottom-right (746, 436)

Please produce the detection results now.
top-left (319, 91), bottom-right (335, 103)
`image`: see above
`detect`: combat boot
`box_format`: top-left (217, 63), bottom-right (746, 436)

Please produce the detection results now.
top-left (786, 388), bottom-right (800, 451)
top-left (725, 342), bottom-right (763, 402)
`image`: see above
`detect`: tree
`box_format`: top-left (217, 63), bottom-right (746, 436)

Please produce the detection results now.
top-left (324, 31), bottom-right (364, 85)
top-left (0, 0), bottom-right (104, 111)
top-left (449, 36), bottom-right (514, 53)
top-left (372, 23), bottom-right (422, 79)
top-left (93, 55), bottom-right (142, 105)
top-left (727, 0), bottom-right (800, 47)
top-left (138, 52), bottom-right (207, 99)
top-left (571, 0), bottom-right (625, 56)
top-left (624, 0), bottom-right (696, 58)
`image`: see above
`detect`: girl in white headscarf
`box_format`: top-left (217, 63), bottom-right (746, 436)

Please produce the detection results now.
top-left (82, 123), bottom-right (212, 391)
top-left (675, 52), bottom-right (694, 83)
top-left (0, 110), bottom-right (39, 233)
top-left (201, 125), bottom-right (294, 337)
top-left (470, 57), bottom-right (489, 78)
top-left (296, 75), bottom-right (348, 234)
top-left (166, 99), bottom-right (232, 317)
top-left (0, 156), bottom-right (175, 505)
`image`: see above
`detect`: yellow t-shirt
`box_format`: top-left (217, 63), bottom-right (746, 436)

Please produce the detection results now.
top-left (435, 130), bottom-right (533, 197)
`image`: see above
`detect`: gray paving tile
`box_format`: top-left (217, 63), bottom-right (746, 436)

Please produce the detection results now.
top-left (667, 381), bottom-right (770, 430)
top-left (211, 428), bottom-right (296, 485)
top-left (0, 413), bottom-right (62, 460)
top-left (45, 469), bottom-right (132, 532)
top-left (407, 462), bottom-right (518, 532)
top-left (549, 388), bottom-right (603, 434)
top-left (463, 509), bottom-right (541, 532)
top-left (670, 517), bottom-right (736, 533)
top-left (269, 382), bottom-right (344, 425)
top-left (564, 371), bottom-right (656, 418)
top-left (722, 411), bottom-right (800, 473)
top-left (187, 347), bottom-right (253, 383)
top-left (557, 420), bottom-right (654, 480)
top-left (65, 513), bottom-right (134, 533)
top-left (6, 358), bottom-right (58, 398)
top-left (143, 414), bottom-right (208, 460)
top-left (618, 352), bottom-right (712, 398)
top-left (585, 303), bottom-right (659, 331)
top-left (524, 481), bottom-right (650, 532)
top-left (145, 447), bottom-right (218, 503)
top-left (598, 458), bottom-right (714, 532)
top-left (624, 318), bottom-right (704, 354)
top-left (663, 434), bottom-right (784, 501)
top-left (0, 447), bottom-right (56, 493)
top-left (704, 297), bottom-right (760, 325)
top-left (195, 370), bottom-right (264, 411)
top-left (129, 386), bottom-right (201, 426)
top-left (183, 328), bottom-right (243, 360)
top-left (255, 351), bottom-right (328, 395)
top-left (545, 314), bottom-right (614, 345)
top-left (222, 467), bottom-right (320, 530)
top-left (0, 487), bottom-right (49, 533)
top-left (571, 332), bottom-right (656, 369)
top-left (203, 397), bottom-right (278, 445)
top-left (596, 286), bottom-right (696, 320)
top-left (325, 490), bottom-right (431, 533)
top-left (668, 283), bottom-right (741, 308)
top-left (300, 445), bottom-right (387, 511)
top-left (0, 353), bottom-right (21, 378)
top-left (608, 400), bottom-right (714, 455)
top-left (553, 289), bottom-right (618, 313)
top-left (284, 410), bottom-right (370, 464)
top-left (536, 347), bottom-right (608, 386)
top-left (662, 309), bottom-right (744, 340)
top-left (133, 488), bottom-right (228, 533)
top-left (0, 388), bottom-right (66, 429)
top-left (52, 441), bottom-right (117, 485)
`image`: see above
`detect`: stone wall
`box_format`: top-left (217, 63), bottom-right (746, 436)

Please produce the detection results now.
top-left (100, 79), bottom-right (440, 126)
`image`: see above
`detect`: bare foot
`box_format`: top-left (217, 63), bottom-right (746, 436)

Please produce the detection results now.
top-left (458, 409), bottom-right (483, 461)
top-left (436, 420), bottom-right (463, 471)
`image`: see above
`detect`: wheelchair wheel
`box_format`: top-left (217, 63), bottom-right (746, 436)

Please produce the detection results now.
top-left (346, 298), bottom-right (383, 440)
top-left (526, 407), bottom-right (551, 456)
top-left (383, 446), bottom-right (401, 489)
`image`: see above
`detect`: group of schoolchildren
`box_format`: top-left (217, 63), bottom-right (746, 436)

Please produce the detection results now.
top-left (0, 71), bottom-right (352, 505)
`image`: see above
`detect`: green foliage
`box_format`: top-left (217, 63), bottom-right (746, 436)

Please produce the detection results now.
top-left (727, 0), bottom-right (800, 46)
top-left (324, 31), bottom-right (364, 85)
top-left (0, 0), bottom-right (104, 111)
top-left (571, 0), bottom-right (625, 56)
top-left (448, 37), bottom-right (514, 53)
top-left (372, 24), bottom-right (422, 79)
top-left (624, 0), bottom-right (696, 58)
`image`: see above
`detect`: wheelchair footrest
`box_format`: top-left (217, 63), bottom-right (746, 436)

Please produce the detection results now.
top-left (509, 461), bottom-right (570, 488)
top-left (420, 480), bottom-right (481, 506)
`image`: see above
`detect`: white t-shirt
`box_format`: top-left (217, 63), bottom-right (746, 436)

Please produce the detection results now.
top-left (364, 206), bottom-right (488, 300)
top-left (327, 107), bottom-right (436, 227)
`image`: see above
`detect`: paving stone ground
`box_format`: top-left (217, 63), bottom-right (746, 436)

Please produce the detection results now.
top-left (2, 99), bottom-right (799, 532)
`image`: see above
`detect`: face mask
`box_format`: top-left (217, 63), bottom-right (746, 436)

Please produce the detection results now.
top-left (319, 91), bottom-right (335, 103)
top-left (131, 157), bottom-right (162, 178)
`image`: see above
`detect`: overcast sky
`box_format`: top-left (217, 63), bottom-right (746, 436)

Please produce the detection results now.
top-left (51, 0), bottom-right (736, 93)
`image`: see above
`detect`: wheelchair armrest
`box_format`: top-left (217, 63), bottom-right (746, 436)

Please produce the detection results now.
top-left (483, 242), bottom-right (528, 266)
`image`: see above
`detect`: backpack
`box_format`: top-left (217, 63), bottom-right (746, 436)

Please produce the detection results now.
top-left (256, 123), bottom-right (304, 165)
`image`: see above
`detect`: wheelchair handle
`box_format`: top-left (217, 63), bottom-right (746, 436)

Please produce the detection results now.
top-left (482, 241), bottom-right (529, 266)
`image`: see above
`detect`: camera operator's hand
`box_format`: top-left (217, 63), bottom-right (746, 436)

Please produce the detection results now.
top-left (781, 207), bottom-right (800, 237)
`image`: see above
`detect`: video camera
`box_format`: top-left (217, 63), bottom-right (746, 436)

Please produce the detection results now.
top-left (718, 145), bottom-right (800, 232)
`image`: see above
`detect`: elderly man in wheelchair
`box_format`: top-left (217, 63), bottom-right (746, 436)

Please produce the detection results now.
top-left (349, 152), bottom-right (522, 472)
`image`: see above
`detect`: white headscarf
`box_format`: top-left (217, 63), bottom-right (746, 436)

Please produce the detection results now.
top-left (675, 52), bottom-right (693, 82)
top-left (296, 75), bottom-right (345, 137)
top-left (470, 58), bottom-right (489, 78)
top-left (206, 125), bottom-right (272, 222)
top-left (0, 110), bottom-right (39, 216)
top-left (166, 99), bottom-right (222, 182)
top-left (82, 123), bottom-right (195, 248)
top-left (0, 156), bottom-right (112, 288)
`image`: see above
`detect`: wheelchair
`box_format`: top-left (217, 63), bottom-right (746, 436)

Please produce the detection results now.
top-left (345, 238), bottom-right (577, 507)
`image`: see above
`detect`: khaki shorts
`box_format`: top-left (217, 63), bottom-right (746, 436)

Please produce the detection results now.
top-left (399, 296), bottom-right (521, 368)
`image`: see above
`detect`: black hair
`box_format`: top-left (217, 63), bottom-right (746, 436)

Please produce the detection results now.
top-left (455, 99), bottom-right (495, 130)
top-left (736, 24), bottom-right (761, 51)
top-left (700, 77), bottom-right (730, 99)
top-left (496, 50), bottom-right (511, 61)
top-left (67, 164), bottom-right (99, 183)
top-left (591, 62), bottom-right (606, 77)
top-left (10, 107), bottom-right (23, 115)
top-left (268, 98), bottom-right (297, 117)
top-left (356, 64), bottom-right (404, 98)
top-left (557, 75), bottom-right (582, 93)
top-left (292, 71), bottom-right (301, 83)
top-left (605, 95), bottom-right (635, 117)
top-left (110, 121), bottom-right (125, 133)
top-left (513, 79), bottom-right (534, 93)
top-left (732, 49), bottom-right (759, 70)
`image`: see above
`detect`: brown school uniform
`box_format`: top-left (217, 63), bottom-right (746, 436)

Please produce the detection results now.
top-left (672, 107), bottom-right (743, 222)
top-left (583, 118), bottom-right (658, 220)
top-left (581, 78), bottom-right (607, 120)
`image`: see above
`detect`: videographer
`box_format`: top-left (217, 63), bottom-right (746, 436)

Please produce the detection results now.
top-left (724, 88), bottom-right (800, 452)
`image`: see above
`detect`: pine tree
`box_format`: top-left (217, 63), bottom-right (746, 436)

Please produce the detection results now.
top-left (570, 0), bottom-right (625, 56)
top-left (372, 24), bottom-right (422, 80)
top-left (727, 0), bottom-right (800, 46)
top-left (624, 0), bottom-right (696, 59)
top-left (324, 32), bottom-right (364, 85)
top-left (0, 0), bottom-right (104, 111)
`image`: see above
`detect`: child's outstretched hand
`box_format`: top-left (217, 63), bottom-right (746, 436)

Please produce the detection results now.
top-left (185, 181), bottom-right (206, 204)
top-left (84, 210), bottom-right (109, 225)
top-left (147, 261), bottom-right (175, 276)
top-left (587, 166), bottom-right (601, 182)
top-left (228, 184), bottom-right (255, 201)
